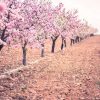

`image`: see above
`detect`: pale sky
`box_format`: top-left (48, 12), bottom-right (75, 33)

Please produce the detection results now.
top-left (52, 0), bottom-right (100, 34)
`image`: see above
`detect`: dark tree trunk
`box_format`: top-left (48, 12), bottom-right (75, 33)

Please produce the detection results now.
top-left (61, 37), bottom-right (66, 50)
top-left (51, 39), bottom-right (56, 53)
top-left (0, 26), bottom-right (7, 51)
top-left (80, 37), bottom-right (83, 41)
top-left (77, 36), bottom-right (80, 42)
top-left (22, 47), bottom-right (27, 66)
top-left (90, 33), bottom-right (94, 37)
top-left (75, 36), bottom-right (80, 43)
top-left (70, 39), bottom-right (75, 46)
top-left (51, 36), bottom-right (59, 53)
top-left (0, 45), bottom-right (3, 51)
top-left (1, 26), bottom-right (7, 40)
top-left (41, 44), bottom-right (44, 57)
top-left (22, 42), bottom-right (27, 66)
top-left (61, 41), bottom-right (64, 50)
top-left (64, 39), bottom-right (66, 47)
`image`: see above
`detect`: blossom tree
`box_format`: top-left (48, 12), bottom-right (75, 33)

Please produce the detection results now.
top-left (49, 3), bottom-right (65, 53)
top-left (21, 0), bottom-right (55, 57)
top-left (76, 21), bottom-right (90, 40)
top-left (60, 9), bottom-right (80, 49)
top-left (0, 0), bottom-right (22, 51)
top-left (6, 0), bottom-right (39, 65)
top-left (54, 7), bottom-right (67, 51)
top-left (0, 0), bottom-right (96, 66)
top-left (6, 0), bottom-right (58, 65)
top-left (0, 0), bottom-right (35, 65)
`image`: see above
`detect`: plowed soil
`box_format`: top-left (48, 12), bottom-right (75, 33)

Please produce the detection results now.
top-left (0, 36), bottom-right (100, 100)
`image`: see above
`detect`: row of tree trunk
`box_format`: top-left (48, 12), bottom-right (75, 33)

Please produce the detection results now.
top-left (0, 34), bottom-right (88, 66)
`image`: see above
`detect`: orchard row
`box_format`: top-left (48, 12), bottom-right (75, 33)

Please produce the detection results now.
top-left (0, 0), bottom-right (97, 65)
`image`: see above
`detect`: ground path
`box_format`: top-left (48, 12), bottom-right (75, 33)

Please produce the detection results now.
top-left (0, 36), bottom-right (100, 100)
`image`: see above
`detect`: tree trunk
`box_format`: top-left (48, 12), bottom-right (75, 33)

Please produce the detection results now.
top-left (51, 35), bottom-right (59, 53)
top-left (51, 39), bottom-right (56, 53)
top-left (0, 26), bottom-right (7, 51)
top-left (22, 46), bottom-right (27, 66)
top-left (61, 37), bottom-right (66, 50)
top-left (80, 37), bottom-right (83, 41)
top-left (22, 42), bottom-right (27, 66)
top-left (70, 39), bottom-right (75, 46)
top-left (75, 36), bottom-right (80, 43)
top-left (61, 37), bottom-right (64, 50)
top-left (51, 38), bottom-right (57, 53)
top-left (64, 39), bottom-right (66, 47)
top-left (61, 41), bottom-right (64, 50)
top-left (0, 45), bottom-right (3, 51)
top-left (40, 44), bottom-right (44, 57)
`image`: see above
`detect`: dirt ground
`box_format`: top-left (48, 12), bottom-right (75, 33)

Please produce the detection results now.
top-left (0, 36), bottom-right (100, 100)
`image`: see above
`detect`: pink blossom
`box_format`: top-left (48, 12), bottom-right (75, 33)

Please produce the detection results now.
top-left (0, 2), bottom-right (6, 13)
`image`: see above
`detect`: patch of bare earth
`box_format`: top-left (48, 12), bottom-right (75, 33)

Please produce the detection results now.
top-left (0, 36), bottom-right (100, 100)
